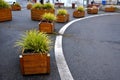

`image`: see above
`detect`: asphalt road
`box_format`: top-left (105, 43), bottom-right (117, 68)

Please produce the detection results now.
top-left (0, 3), bottom-right (120, 80)
top-left (0, 9), bottom-right (60, 80)
top-left (63, 13), bottom-right (120, 80)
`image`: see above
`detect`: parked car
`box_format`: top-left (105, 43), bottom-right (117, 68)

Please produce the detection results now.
top-left (4, 0), bottom-right (16, 5)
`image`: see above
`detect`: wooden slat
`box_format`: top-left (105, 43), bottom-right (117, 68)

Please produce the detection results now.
top-left (20, 53), bottom-right (50, 75)
top-left (39, 22), bottom-right (54, 33)
top-left (0, 8), bottom-right (12, 22)
top-left (73, 11), bottom-right (85, 18)
top-left (56, 14), bottom-right (68, 22)
top-left (31, 9), bottom-right (55, 21)
top-left (11, 5), bottom-right (21, 11)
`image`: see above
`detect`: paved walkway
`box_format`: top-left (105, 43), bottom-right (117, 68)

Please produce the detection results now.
top-left (0, 6), bottom-right (120, 80)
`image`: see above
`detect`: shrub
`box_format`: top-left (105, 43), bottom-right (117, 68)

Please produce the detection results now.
top-left (13, 2), bottom-right (21, 7)
top-left (110, 5), bottom-right (115, 7)
top-left (76, 6), bottom-right (84, 12)
top-left (92, 6), bottom-right (97, 9)
top-left (27, 1), bottom-right (32, 5)
top-left (15, 29), bottom-right (52, 54)
top-left (43, 3), bottom-right (54, 9)
top-left (0, 0), bottom-right (10, 8)
top-left (57, 9), bottom-right (68, 15)
top-left (32, 2), bottom-right (43, 9)
top-left (27, 2), bottom-right (32, 9)
top-left (42, 13), bottom-right (56, 22)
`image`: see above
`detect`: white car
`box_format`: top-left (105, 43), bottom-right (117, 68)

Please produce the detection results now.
top-left (4, 0), bottom-right (16, 5)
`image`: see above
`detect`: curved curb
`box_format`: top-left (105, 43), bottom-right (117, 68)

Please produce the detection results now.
top-left (54, 13), bottom-right (119, 80)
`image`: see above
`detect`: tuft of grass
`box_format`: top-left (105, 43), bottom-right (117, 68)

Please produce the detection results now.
top-left (110, 5), bottom-right (115, 8)
top-left (32, 2), bottom-right (43, 9)
top-left (57, 9), bottom-right (68, 15)
top-left (15, 29), bottom-right (52, 54)
top-left (76, 6), bottom-right (84, 12)
top-left (42, 13), bottom-right (56, 22)
top-left (0, 0), bottom-right (10, 8)
top-left (13, 2), bottom-right (21, 7)
top-left (43, 3), bottom-right (54, 9)
top-left (92, 6), bottom-right (97, 9)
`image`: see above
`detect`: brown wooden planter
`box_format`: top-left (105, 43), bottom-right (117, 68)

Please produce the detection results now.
top-left (27, 4), bottom-right (32, 9)
top-left (66, 14), bottom-right (69, 22)
top-left (20, 53), bottom-right (50, 75)
top-left (0, 8), bottom-right (12, 22)
top-left (31, 9), bottom-right (55, 21)
top-left (31, 9), bottom-right (43, 20)
top-left (73, 10), bottom-right (85, 18)
top-left (87, 8), bottom-right (98, 14)
top-left (105, 7), bottom-right (115, 12)
top-left (87, 4), bottom-right (100, 8)
top-left (56, 14), bottom-right (69, 22)
top-left (39, 21), bottom-right (54, 33)
top-left (11, 5), bottom-right (21, 11)
top-left (44, 9), bottom-right (55, 14)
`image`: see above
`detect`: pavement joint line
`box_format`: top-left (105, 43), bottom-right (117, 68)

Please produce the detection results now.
top-left (54, 13), bottom-right (119, 80)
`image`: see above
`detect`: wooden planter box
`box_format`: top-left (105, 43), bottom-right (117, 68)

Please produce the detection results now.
top-left (39, 21), bottom-right (54, 33)
top-left (105, 7), bottom-right (115, 12)
top-left (56, 14), bottom-right (69, 22)
top-left (31, 9), bottom-right (43, 20)
top-left (20, 53), bottom-right (50, 75)
top-left (44, 9), bottom-right (55, 14)
top-left (66, 14), bottom-right (69, 22)
top-left (73, 10), bottom-right (85, 18)
top-left (27, 4), bottom-right (32, 9)
top-left (11, 5), bottom-right (21, 11)
top-left (87, 4), bottom-right (100, 8)
top-left (0, 8), bottom-right (12, 22)
top-left (87, 8), bottom-right (98, 14)
top-left (31, 9), bottom-right (55, 21)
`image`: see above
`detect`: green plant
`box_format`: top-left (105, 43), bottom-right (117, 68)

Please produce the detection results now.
top-left (92, 6), bottom-right (97, 9)
top-left (57, 9), bottom-right (68, 15)
top-left (15, 29), bottom-right (52, 54)
top-left (42, 13), bottom-right (56, 22)
top-left (32, 2), bottom-right (43, 9)
top-left (110, 5), bottom-right (115, 8)
top-left (43, 3), bottom-right (54, 9)
top-left (13, 2), bottom-right (21, 7)
top-left (27, 1), bottom-right (32, 5)
top-left (76, 6), bottom-right (84, 12)
top-left (105, 5), bottom-right (115, 8)
top-left (0, 0), bottom-right (10, 8)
